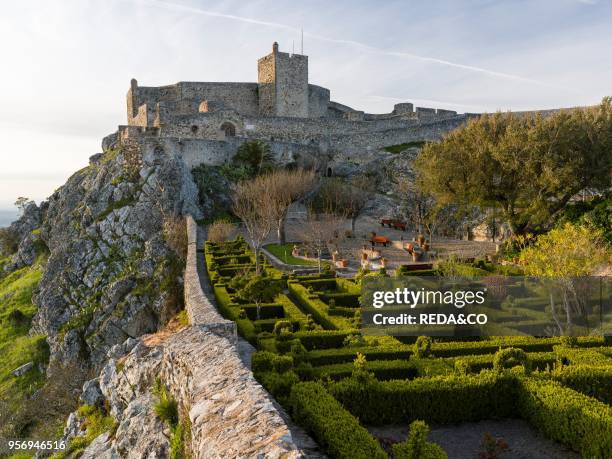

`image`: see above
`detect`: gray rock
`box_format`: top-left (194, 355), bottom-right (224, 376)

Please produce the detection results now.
top-left (89, 153), bottom-right (103, 165)
top-left (80, 378), bottom-right (104, 406)
top-left (29, 140), bottom-right (199, 367)
top-left (12, 362), bottom-right (34, 377)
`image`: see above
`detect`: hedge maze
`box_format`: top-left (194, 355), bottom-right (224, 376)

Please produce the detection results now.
top-left (205, 237), bottom-right (612, 458)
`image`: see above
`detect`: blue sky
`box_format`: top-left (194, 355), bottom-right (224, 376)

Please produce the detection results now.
top-left (0, 0), bottom-right (611, 212)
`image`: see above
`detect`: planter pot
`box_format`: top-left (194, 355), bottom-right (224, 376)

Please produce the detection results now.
top-left (340, 259), bottom-right (349, 268)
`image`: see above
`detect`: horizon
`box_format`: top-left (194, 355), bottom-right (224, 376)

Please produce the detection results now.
top-left (1, 0), bottom-right (611, 211)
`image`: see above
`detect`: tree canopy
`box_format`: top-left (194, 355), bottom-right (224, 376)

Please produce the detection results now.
top-left (415, 98), bottom-right (612, 235)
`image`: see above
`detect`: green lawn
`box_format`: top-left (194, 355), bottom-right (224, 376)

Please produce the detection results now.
top-left (263, 243), bottom-right (318, 266)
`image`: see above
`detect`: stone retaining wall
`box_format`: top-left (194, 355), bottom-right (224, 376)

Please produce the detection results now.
top-left (184, 214), bottom-right (236, 338)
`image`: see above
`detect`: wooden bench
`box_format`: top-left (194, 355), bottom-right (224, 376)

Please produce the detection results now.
top-left (370, 236), bottom-right (391, 247)
top-left (381, 219), bottom-right (407, 231)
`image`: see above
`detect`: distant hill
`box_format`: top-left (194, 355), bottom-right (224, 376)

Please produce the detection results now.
top-left (0, 209), bottom-right (17, 228)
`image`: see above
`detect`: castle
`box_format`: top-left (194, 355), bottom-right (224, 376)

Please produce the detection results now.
top-left (115, 43), bottom-right (473, 170)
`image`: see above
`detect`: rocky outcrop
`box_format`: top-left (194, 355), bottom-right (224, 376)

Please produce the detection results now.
top-left (3, 201), bottom-right (45, 271)
top-left (31, 142), bottom-right (202, 366)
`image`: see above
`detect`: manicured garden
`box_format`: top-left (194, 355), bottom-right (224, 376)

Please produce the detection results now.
top-left (204, 237), bottom-right (612, 458)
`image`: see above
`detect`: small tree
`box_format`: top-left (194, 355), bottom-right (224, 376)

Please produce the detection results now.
top-left (233, 140), bottom-right (275, 175)
top-left (14, 197), bottom-right (34, 216)
top-left (232, 176), bottom-right (275, 274)
top-left (295, 209), bottom-right (345, 273)
top-left (315, 178), bottom-right (369, 233)
top-left (238, 275), bottom-right (281, 320)
top-left (263, 169), bottom-right (317, 244)
top-left (520, 223), bottom-right (610, 334)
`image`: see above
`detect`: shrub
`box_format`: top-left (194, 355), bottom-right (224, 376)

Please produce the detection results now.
top-left (207, 218), bottom-right (236, 243)
top-left (252, 351), bottom-right (276, 373)
top-left (392, 420), bottom-right (447, 459)
top-left (163, 216), bottom-right (187, 262)
top-left (413, 336), bottom-right (432, 359)
top-left (493, 348), bottom-right (530, 373)
top-left (153, 380), bottom-right (178, 427)
top-left (274, 320), bottom-right (293, 337)
top-left (559, 335), bottom-right (578, 348)
top-left (289, 382), bottom-right (387, 459)
top-left (517, 378), bottom-right (612, 458)
top-left (343, 334), bottom-right (366, 348)
top-left (257, 370), bottom-right (300, 400)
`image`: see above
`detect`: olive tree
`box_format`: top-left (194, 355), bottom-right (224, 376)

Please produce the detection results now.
top-left (415, 98), bottom-right (612, 235)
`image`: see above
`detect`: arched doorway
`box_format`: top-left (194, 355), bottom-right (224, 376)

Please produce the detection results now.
top-left (220, 122), bottom-right (236, 137)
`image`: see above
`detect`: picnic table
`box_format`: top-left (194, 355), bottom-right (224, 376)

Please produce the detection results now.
top-left (370, 236), bottom-right (391, 247)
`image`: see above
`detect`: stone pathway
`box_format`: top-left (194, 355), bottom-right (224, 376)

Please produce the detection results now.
top-left (369, 419), bottom-right (580, 459)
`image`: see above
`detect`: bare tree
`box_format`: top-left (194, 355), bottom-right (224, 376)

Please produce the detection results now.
top-left (315, 177), bottom-right (369, 233)
top-left (207, 219), bottom-right (237, 243)
top-left (295, 208), bottom-right (346, 273)
top-left (265, 169), bottom-right (317, 245)
top-left (232, 176), bottom-right (275, 274)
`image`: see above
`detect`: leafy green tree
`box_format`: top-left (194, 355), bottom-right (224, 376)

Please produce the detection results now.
top-left (519, 223), bottom-right (610, 334)
top-left (415, 98), bottom-right (612, 235)
top-left (233, 140), bottom-right (275, 175)
top-left (238, 275), bottom-right (281, 320)
top-left (519, 223), bottom-right (609, 277)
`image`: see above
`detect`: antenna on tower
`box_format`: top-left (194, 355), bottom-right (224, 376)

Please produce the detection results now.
top-left (292, 40), bottom-right (295, 55)
top-left (301, 28), bottom-right (304, 54)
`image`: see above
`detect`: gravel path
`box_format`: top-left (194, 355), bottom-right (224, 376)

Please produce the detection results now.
top-left (369, 419), bottom-right (580, 459)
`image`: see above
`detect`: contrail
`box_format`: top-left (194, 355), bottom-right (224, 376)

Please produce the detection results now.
top-left (132, 0), bottom-right (564, 89)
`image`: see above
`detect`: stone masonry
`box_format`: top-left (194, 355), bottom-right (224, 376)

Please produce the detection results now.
top-left (114, 42), bottom-right (472, 174)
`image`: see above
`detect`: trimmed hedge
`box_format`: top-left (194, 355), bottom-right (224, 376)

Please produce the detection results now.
top-left (328, 371), bottom-right (517, 425)
top-left (518, 378), bottom-right (612, 458)
top-left (288, 281), bottom-right (350, 330)
top-left (307, 346), bottom-right (413, 366)
top-left (335, 277), bottom-right (361, 295)
top-left (313, 359), bottom-right (419, 381)
top-left (293, 331), bottom-right (358, 350)
top-left (276, 293), bottom-right (309, 324)
top-left (300, 278), bottom-right (339, 291)
top-left (320, 292), bottom-right (361, 308)
top-left (455, 352), bottom-right (556, 374)
top-left (289, 382), bottom-right (387, 459)
top-left (430, 336), bottom-right (605, 358)
top-left (550, 365), bottom-right (612, 405)
top-left (240, 303), bottom-right (285, 320)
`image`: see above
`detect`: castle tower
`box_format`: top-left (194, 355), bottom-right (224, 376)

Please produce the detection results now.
top-left (257, 42), bottom-right (309, 118)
